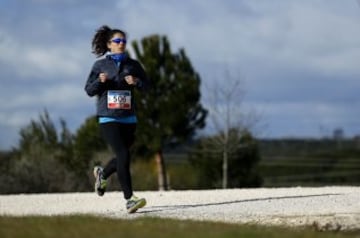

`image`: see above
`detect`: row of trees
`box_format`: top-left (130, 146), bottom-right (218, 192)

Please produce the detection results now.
top-left (0, 34), bottom-right (262, 194)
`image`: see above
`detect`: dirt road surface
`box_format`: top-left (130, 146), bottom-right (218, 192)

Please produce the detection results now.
top-left (1, 186), bottom-right (359, 231)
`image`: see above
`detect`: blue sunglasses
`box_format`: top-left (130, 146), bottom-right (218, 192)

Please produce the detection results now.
top-left (111, 38), bottom-right (127, 44)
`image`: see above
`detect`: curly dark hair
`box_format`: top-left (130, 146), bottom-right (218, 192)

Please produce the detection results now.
top-left (91, 25), bottom-right (127, 57)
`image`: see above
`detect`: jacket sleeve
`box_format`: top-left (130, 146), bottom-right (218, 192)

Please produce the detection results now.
top-left (134, 61), bottom-right (150, 92)
top-left (85, 62), bottom-right (105, 97)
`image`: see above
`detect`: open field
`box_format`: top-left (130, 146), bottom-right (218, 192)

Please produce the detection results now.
top-left (1, 187), bottom-right (359, 232)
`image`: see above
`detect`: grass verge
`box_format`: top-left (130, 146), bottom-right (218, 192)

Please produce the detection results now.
top-left (0, 215), bottom-right (358, 238)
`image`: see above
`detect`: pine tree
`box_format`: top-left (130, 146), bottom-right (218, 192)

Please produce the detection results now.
top-left (131, 35), bottom-right (208, 190)
top-left (15, 110), bottom-right (75, 192)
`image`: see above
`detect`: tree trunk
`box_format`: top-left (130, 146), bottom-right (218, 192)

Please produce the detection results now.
top-left (155, 149), bottom-right (168, 191)
top-left (222, 149), bottom-right (228, 189)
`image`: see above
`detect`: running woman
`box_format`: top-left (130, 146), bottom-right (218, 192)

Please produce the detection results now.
top-left (85, 25), bottom-right (150, 213)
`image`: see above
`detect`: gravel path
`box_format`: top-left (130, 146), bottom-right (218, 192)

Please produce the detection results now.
top-left (1, 186), bottom-right (359, 231)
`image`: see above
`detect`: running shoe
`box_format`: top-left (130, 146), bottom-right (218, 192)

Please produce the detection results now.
top-left (93, 166), bottom-right (107, 196)
top-left (126, 195), bottom-right (146, 213)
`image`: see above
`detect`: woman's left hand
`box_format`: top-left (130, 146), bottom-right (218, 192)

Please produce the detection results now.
top-left (124, 75), bottom-right (138, 85)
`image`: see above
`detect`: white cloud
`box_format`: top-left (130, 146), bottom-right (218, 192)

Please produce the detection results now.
top-left (22, 47), bottom-right (83, 77)
top-left (0, 29), bottom-right (92, 80)
top-left (0, 83), bottom-right (89, 111)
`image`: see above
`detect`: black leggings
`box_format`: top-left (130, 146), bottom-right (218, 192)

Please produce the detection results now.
top-left (100, 122), bottom-right (136, 200)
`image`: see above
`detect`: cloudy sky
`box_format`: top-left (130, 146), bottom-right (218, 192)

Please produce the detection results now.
top-left (0, 0), bottom-right (360, 149)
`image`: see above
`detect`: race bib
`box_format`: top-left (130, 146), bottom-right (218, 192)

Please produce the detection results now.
top-left (107, 90), bottom-right (131, 109)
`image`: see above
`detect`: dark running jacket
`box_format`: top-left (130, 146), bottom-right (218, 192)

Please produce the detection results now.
top-left (85, 55), bottom-right (150, 118)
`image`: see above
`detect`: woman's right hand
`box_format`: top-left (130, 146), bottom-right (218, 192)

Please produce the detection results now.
top-left (98, 72), bottom-right (108, 83)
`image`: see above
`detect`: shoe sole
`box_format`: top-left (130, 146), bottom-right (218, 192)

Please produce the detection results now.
top-left (127, 199), bottom-right (146, 214)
